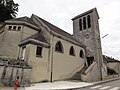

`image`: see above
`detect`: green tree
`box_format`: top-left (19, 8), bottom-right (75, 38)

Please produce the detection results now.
top-left (0, 0), bottom-right (19, 23)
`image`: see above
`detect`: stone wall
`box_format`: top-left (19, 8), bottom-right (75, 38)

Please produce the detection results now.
top-left (107, 62), bottom-right (120, 75)
top-left (72, 8), bottom-right (104, 81)
top-left (81, 61), bottom-right (101, 82)
top-left (0, 58), bottom-right (31, 87)
top-left (0, 25), bottom-right (38, 59)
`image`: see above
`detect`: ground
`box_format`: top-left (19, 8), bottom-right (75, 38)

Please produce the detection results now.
top-left (0, 77), bottom-right (120, 90)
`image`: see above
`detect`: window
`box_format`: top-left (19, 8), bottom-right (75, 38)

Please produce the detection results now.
top-left (13, 26), bottom-right (16, 31)
top-left (8, 26), bottom-right (21, 31)
top-left (83, 17), bottom-right (86, 29)
top-left (18, 26), bottom-right (21, 31)
top-left (87, 15), bottom-right (91, 28)
top-left (36, 46), bottom-right (42, 57)
top-left (79, 19), bottom-right (82, 31)
top-left (21, 46), bottom-right (26, 59)
top-left (69, 46), bottom-right (75, 56)
top-left (80, 50), bottom-right (84, 58)
top-left (55, 41), bottom-right (64, 53)
top-left (8, 26), bottom-right (12, 30)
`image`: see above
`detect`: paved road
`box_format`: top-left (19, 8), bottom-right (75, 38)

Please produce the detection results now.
top-left (0, 87), bottom-right (25, 90)
top-left (75, 79), bottom-right (120, 90)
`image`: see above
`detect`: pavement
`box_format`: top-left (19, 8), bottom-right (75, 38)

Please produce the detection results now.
top-left (26, 81), bottom-right (93, 90)
top-left (0, 77), bottom-right (120, 90)
top-left (25, 77), bottom-right (120, 90)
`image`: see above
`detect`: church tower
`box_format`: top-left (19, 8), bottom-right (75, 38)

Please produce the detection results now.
top-left (72, 8), bottom-right (103, 81)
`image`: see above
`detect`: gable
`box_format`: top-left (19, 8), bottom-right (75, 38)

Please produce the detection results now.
top-left (19, 33), bottom-right (50, 48)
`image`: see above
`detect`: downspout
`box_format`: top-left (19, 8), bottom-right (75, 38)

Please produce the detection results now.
top-left (50, 34), bottom-right (54, 82)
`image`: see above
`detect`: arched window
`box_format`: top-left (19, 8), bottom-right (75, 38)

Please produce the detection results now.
top-left (83, 17), bottom-right (86, 29)
top-left (69, 46), bottom-right (75, 56)
top-left (79, 19), bottom-right (82, 31)
top-left (87, 15), bottom-right (91, 28)
top-left (55, 41), bottom-right (64, 53)
top-left (80, 50), bottom-right (84, 58)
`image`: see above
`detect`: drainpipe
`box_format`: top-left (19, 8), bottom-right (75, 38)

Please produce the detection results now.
top-left (50, 35), bottom-right (54, 82)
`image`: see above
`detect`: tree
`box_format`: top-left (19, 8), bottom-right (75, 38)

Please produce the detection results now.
top-left (0, 0), bottom-right (19, 23)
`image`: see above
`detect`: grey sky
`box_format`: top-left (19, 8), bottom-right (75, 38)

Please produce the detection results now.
top-left (14, 0), bottom-right (120, 60)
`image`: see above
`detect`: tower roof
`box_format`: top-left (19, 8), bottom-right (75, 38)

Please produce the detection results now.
top-left (72, 8), bottom-right (99, 20)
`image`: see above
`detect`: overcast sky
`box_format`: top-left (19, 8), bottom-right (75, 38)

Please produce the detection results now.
top-left (14, 0), bottom-right (120, 60)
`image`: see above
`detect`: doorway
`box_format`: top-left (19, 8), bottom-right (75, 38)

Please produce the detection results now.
top-left (86, 57), bottom-right (94, 66)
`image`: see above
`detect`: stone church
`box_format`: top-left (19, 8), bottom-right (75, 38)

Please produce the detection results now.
top-left (0, 8), bottom-right (107, 84)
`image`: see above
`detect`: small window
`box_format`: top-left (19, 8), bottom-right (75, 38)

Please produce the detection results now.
top-left (36, 46), bottom-right (42, 57)
top-left (8, 26), bottom-right (12, 30)
top-left (87, 15), bottom-right (91, 28)
top-left (79, 19), bottom-right (82, 31)
top-left (18, 26), bottom-right (21, 31)
top-left (83, 17), bottom-right (86, 29)
top-left (13, 26), bottom-right (16, 31)
top-left (55, 41), bottom-right (64, 53)
top-left (69, 46), bottom-right (75, 56)
top-left (21, 46), bottom-right (26, 59)
top-left (80, 50), bottom-right (84, 58)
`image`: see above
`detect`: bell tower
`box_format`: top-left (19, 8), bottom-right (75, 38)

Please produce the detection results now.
top-left (72, 8), bottom-right (103, 80)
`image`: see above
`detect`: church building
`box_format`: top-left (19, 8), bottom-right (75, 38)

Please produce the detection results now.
top-left (0, 8), bottom-right (106, 83)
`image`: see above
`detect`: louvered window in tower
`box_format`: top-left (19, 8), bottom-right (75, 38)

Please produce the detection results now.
top-left (79, 19), bottom-right (82, 31)
top-left (87, 15), bottom-right (91, 28)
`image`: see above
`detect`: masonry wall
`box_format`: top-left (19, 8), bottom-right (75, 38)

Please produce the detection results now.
top-left (73, 11), bottom-right (102, 61)
top-left (107, 62), bottom-right (120, 75)
top-left (52, 36), bottom-right (85, 81)
top-left (0, 65), bottom-right (31, 86)
top-left (0, 25), bottom-right (38, 59)
top-left (81, 62), bottom-right (100, 82)
top-left (0, 25), bottom-right (21, 59)
top-left (72, 9), bottom-right (104, 81)
top-left (26, 44), bottom-right (49, 83)
top-left (23, 35), bottom-right (86, 83)
top-left (21, 26), bottom-right (38, 41)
